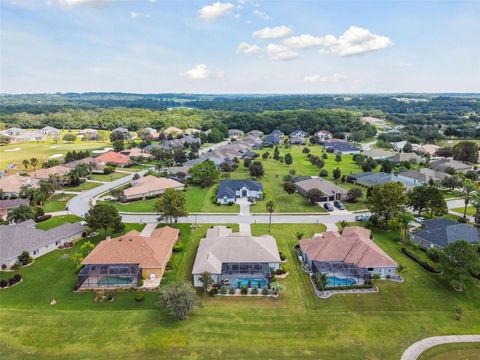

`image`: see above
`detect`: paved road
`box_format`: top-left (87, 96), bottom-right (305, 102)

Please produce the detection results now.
top-left (361, 141), bottom-right (376, 151)
top-left (67, 170), bottom-right (148, 217)
top-left (400, 335), bottom-right (480, 360)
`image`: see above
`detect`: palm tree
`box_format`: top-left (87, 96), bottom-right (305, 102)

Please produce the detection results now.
top-left (461, 179), bottom-right (476, 219)
top-left (396, 211), bottom-right (414, 243)
top-left (266, 200), bottom-right (275, 232)
top-left (21, 159), bottom-right (29, 172)
top-left (30, 157), bottom-right (38, 176)
top-left (6, 205), bottom-right (35, 223)
top-left (198, 271), bottom-right (214, 294)
top-left (470, 191), bottom-right (480, 224)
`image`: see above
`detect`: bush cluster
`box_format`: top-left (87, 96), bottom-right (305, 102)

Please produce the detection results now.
top-left (401, 247), bottom-right (440, 273)
top-left (0, 274), bottom-right (22, 288)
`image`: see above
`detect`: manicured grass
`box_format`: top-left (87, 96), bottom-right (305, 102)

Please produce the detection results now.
top-left (0, 135), bottom-right (110, 170)
top-left (89, 172), bottom-right (129, 182)
top-left (1, 222), bottom-right (479, 359)
top-left (43, 193), bottom-right (76, 212)
top-left (418, 342), bottom-right (480, 360)
top-left (100, 199), bottom-right (159, 213)
top-left (452, 206), bottom-right (475, 216)
top-left (63, 181), bottom-right (102, 192)
top-left (35, 215), bottom-right (82, 230)
top-left (119, 164), bottom-right (153, 173)
top-left (440, 189), bottom-right (461, 200)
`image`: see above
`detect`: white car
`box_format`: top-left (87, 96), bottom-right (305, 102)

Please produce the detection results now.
top-left (414, 217), bottom-right (425, 223)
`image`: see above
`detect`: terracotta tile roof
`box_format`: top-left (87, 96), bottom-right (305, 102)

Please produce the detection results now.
top-left (31, 165), bottom-right (71, 179)
top-left (82, 226), bottom-right (179, 268)
top-left (0, 175), bottom-right (39, 193)
top-left (300, 226), bottom-right (397, 268)
top-left (124, 175), bottom-right (184, 198)
top-left (95, 151), bottom-right (130, 165)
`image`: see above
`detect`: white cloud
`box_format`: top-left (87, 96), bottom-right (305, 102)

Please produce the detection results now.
top-left (130, 12), bottom-right (150, 19)
top-left (329, 26), bottom-right (393, 57)
top-left (253, 9), bottom-right (270, 20)
top-left (397, 62), bottom-right (413, 68)
top-left (57, 0), bottom-right (111, 6)
top-left (283, 34), bottom-right (336, 49)
top-left (304, 73), bottom-right (348, 83)
top-left (181, 64), bottom-right (210, 80)
top-left (253, 25), bottom-right (292, 40)
top-left (265, 43), bottom-right (298, 61)
top-left (237, 42), bottom-right (262, 55)
top-left (199, 2), bottom-right (234, 20)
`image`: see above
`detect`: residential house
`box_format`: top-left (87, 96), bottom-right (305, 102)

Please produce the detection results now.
top-left (229, 129), bottom-right (244, 138)
top-left (430, 159), bottom-right (472, 173)
top-left (192, 226), bottom-right (280, 288)
top-left (1, 129), bottom-right (46, 142)
top-left (163, 126), bottom-right (183, 137)
top-left (65, 157), bottom-right (105, 173)
top-left (362, 149), bottom-right (396, 160)
top-left (299, 226), bottom-right (397, 281)
top-left (290, 135), bottom-right (305, 145)
top-left (397, 168), bottom-right (449, 186)
top-left (0, 220), bottom-right (85, 267)
top-left (120, 147), bottom-right (153, 160)
top-left (294, 176), bottom-right (347, 202)
top-left (290, 130), bottom-right (308, 138)
top-left (324, 141), bottom-right (360, 154)
top-left (78, 226), bottom-right (179, 289)
top-left (417, 144), bottom-right (440, 157)
top-left (391, 141), bottom-right (408, 151)
top-left (78, 128), bottom-right (98, 135)
top-left (41, 126), bottom-right (60, 136)
top-left (141, 127), bottom-right (159, 140)
top-left (388, 152), bottom-right (424, 164)
top-left (242, 151), bottom-right (258, 160)
top-left (314, 130), bottom-right (333, 141)
top-left (0, 175), bottom-right (39, 196)
top-left (184, 128), bottom-right (201, 135)
top-left (31, 165), bottom-right (71, 180)
top-left (410, 219), bottom-right (480, 249)
top-left (346, 172), bottom-right (415, 188)
top-left (262, 132), bottom-right (283, 147)
top-left (0, 199), bottom-right (30, 220)
top-left (361, 116), bottom-right (386, 126)
top-left (217, 179), bottom-right (263, 204)
top-left (247, 130), bottom-right (264, 138)
top-left (123, 175), bottom-right (185, 200)
top-left (94, 151), bottom-right (131, 167)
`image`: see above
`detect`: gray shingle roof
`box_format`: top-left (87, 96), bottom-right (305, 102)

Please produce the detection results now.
top-left (0, 220), bottom-right (85, 263)
top-left (0, 198), bottom-right (29, 210)
top-left (217, 179), bottom-right (262, 199)
top-left (412, 219), bottom-right (480, 248)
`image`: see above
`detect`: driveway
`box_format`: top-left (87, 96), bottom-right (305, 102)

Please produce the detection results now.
top-left (236, 198), bottom-right (252, 234)
top-left (361, 141), bottom-right (376, 151)
top-left (401, 335), bottom-right (480, 360)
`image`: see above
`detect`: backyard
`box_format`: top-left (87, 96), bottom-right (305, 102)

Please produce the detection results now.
top-left (43, 193), bottom-right (76, 213)
top-left (1, 221), bottom-right (479, 359)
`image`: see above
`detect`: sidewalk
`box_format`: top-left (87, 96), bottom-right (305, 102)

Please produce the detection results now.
top-left (401, 335), bottom-right (480, 360)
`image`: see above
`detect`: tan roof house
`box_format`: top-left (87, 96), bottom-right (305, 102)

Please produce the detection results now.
top-left (294, 177), bottom-right (347, 202)
top-left (121, 147), bottom-right (153, 159)
top-left (192, 226), bottom-right (281, 288)
top-left (94, 151), bottom-right (131, 166)
top-left (31, 165), bottom-right (71, 180)
top-left (362, 149), bottom-right (396, 160)
top-left (0, 175), bottom-right (39, 196)
top-left (79, 226), bottom-right (179, 289)
top-left (0, 198), bottom-right (30, 220)
top-left (163, 126), bottom-right (184, 136)
top-left (123, 175), bottom-right (185, 200)
top-left (418, 144), bottom-right (440, 156)
top-left (299, 226), bottom-right (397, 280)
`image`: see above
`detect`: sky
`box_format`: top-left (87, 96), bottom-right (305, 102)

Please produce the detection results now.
top-left (1, 0), bottom-right (479, 94)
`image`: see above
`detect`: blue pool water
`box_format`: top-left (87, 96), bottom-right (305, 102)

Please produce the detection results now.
top-left (231, 278), bottom-right (267, 288)
top-left (326, 276), bottom-right (357, 287)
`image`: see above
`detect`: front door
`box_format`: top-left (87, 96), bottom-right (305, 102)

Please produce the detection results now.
top-left (241, 189), bottom-right (248, 197)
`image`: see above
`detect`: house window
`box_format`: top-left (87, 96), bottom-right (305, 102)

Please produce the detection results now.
top-left (367, 267), bottom-right (373, 271)
top-left (55, 241), bottom-right (61, 246)
top-left (33, 250), bottom-right (39, 256)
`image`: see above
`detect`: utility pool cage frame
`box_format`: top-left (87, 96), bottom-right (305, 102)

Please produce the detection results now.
top-left (312, 260), bottom-right (372, 286)
top-left (77, 264), bottom-right (141, 289)
top-left (219, 262), bottom-right (271, 287)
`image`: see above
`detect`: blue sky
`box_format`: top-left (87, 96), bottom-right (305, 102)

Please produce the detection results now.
top-left (1, 0), bottom-right (479, 94)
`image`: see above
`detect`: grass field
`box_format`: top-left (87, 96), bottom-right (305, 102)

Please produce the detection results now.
top-left (1, 221), bottom-right (479, 360)
top-left (35, 214), bottom-right (82, 230)
top-left (452, 206), bottom-right (475, 216)
top-left (63, 181), bottom-right (102, 192)
top-left (43, 193), bottom-right (76, 212)
top-left (417, 342), bottom-right (480, 360)
top-left (89, 171), bottom-right (129, 182)
top-left (0, 137), bottom-right (110, 170)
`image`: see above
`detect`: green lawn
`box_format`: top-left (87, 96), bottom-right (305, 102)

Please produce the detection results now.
top-left (43, 193), bottom-right (76, 212)
top-left (63, 181), bottom-right (102, 192)
top-left (36, 215), bottom-right (82, 230)
top-left (0, 135), bottom-right (110, 170)
top-left (1, 222), bottom-right (479, 359)
top-left (418, 342), bottom-right (480, 360)
top-left (89, 172), bottom-right (129, 182)
top-left (100, 198), bottom-right (159, 213)
top-left (452, 206), bottom-right (475, 216)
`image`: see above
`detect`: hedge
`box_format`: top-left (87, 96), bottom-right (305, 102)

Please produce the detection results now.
top-left (401, 247), bottom-right (440, 273)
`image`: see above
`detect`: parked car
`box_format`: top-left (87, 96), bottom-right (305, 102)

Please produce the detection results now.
top-left (334, 200), bottom-right (345, 210)
top-left (414, 216), bottom-right (425, 223)
top-left (323, 202), bottom-right (334, 211)
top-left (355, 213), bottom-right (370, 222)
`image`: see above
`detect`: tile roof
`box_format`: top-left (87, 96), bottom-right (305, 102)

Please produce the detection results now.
top-left (430, 159), bottom-right (472, 171)
top-left (95, 151), bottom-right (130, 165)
top-left (82, 226), bottom-right (179, 268)
top-left (0, 175), bottom-right (39, 193)
top-left (192, 226), bottom-right (280, 274)
top-left (123, 175), bottom-right (184, 198)
top-left (31, 165), bottom-right (71, 180)
top-left (300, 226), bottom-right (397, 268)
top-left (0, 198), bottom-right (29, 210)
top-left (0, 220), bottom-right (85, 263)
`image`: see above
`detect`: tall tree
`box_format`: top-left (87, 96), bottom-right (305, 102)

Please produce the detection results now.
top-left (85, 203), bottom-right (123, 236)
top-left (157, 281), bottom-right (201, 320)
top-left (439, 241), bottom-right (480, 291)
top-left (284, 153), bottom-right (293, 165)
top-left (188, 160), bottom-right (220, 187)
top-left (460, 179), bottom-right (476, 219)
top-left (30, 157), bottom-right (38, 175)
top-left (21, 159), bottom-right (29, 172)
top-left (273, 146), bottom-right (280, 160)
top-left (470, 192), bottom-right (480, 224)
top-left (283, 181), bottom-right (296, 195)
top-left (452, 141), bottom-right (479, 163)
top-left (6, 205), bottom-right (35, 223)
top-left (198, 272), bottom-right (214, 294)
top-left (266, 200), bottom-right (275, 232)
top-left (396, 211), bottom-right (414, 243)
top-left (154, 189), bottom-right (188, 223)
top-left (335, 153), bottom-right (342, 164)
top-left (249, 161), bottom-right (264, 178)
top-left (368, 183), bottom-right (408, 228)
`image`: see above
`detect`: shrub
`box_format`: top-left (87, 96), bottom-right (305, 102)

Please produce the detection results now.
top-left (0, 280), bottom-right (7, 288)
top-left (324, 284), bottom-right (374, 291)
top-left (401, 247), bottom-right (440, 273)
top-left (1, 264), bottom-right (6, 270)
top-left (138, 279), bottom-right (144, 287)
top-left (319, 169), bottom-right (328, 177)
top-left (35, 214), bottom-right (52, 223)
top-left (386, 275), bottom-right (391, 279)
top-left (173, 243), bottom-right (184, 252)
top-left (252, 287), bottom-right (259, 295)
top-left (13, 274), bottom-right (21, 282)
top-left (17, 251), bottom-right (32, 266)
top-left (457, 216), bottom-right (467, 223)
top-left (427, 248), bottom-right (441, 262)
top-left (240, 286), bottom-right (248, 295)
top-left (103, 166), bottom-right (114, 174)
top-left (228, 287), bottom-right (236, 295)
top-left (166, 260), bottom-right (174, 271)
top-left (279, 251), bottom-right (287, 261)
top-left (219, 285), bottom-right (227, 295)
top-left (280, 263), bottom-right (289, 273)
top-left (8, 278), bottom-right (17, 286)
top-left (134, 292), bottom-right (145, 302)
top-left (261, 287), bottom-right (270, 295)
top-left (208, 287), bottom-right (219, 296)
top-left (372, 273), bottom-right (381, 280)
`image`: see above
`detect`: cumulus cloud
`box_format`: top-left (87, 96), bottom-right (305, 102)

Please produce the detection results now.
top-left (265, 43), bottom-right (298, 61)
top-left (329, 26), bottom-right (393, 57)
top-left (253, 9), bottom-right (270, 20)
top-left (283, 34), bottom-right (336, 49)
top-left (199, 2), bottom-right (234, 20)
top-left (181, 64), bottom-right (210, 80)
top-left (253, 25), bottom-right (292, 40)
top-left (304, 72), bottom-right (347, 83)
top-left (57, 0), bottom-right (112, 6)
top-left (237, 42), bottom-right (262, 55)
top-left (130, 12), bottom-right (150, 19)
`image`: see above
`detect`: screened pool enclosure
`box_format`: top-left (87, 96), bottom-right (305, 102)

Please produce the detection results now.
top-left (311, 260), bottom-right (372, 285)
top-left (77, 264), bottom-right (141, 289)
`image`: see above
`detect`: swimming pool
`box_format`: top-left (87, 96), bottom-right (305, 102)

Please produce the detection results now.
top-left (230, 278), bottom-right (267, 288)
top-left (98, 276), bottom-right (134, 286)
top-left (326, 276), bottom-right (357, 287)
